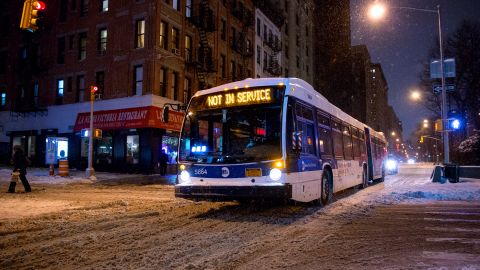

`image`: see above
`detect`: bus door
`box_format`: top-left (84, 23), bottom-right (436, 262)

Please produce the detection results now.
top-left (286, 98), bottom-right (321, 175)
top-left (364, 127), bottom-right (374, 181)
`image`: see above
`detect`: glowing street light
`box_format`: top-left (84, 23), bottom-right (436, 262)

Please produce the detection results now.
top-left (368, 3), bottom-right (386, 20)
top-left (367, 2), bottom-right (450, 164)
top-left (391, 131), bottom-right (396, 136)
top-left (410, 90), bottom-right (421, 101)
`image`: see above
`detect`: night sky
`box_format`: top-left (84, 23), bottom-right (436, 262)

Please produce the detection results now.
top-left (350, 0), bottom-right (480, 139)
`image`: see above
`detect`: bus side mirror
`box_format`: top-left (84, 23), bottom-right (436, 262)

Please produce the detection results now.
top-left (162, 106), bottom-right (169, 123)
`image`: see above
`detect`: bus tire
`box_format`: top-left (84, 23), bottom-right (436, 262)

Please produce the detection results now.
top-left (361, 166), bottom-right (368, 189)
top-left (320, 169), bottom-right (333, 205)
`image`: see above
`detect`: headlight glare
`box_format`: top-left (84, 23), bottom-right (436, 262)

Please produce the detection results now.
top-left (269, 168), bottom-right (282, 181)
top-left (179, 170), bottom-right (191, 183)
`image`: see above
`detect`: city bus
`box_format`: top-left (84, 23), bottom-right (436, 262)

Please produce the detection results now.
top-left (173, 78), bottom-right (387, 204)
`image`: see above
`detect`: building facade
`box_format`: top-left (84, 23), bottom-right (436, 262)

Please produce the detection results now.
top-left (253, 8), bottom-right (281, 78)
top-left (0, 0), bottom-right (256, 172)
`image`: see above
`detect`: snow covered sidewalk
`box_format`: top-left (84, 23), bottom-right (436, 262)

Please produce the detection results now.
top-left (0, 166), bottom-right (176, 186)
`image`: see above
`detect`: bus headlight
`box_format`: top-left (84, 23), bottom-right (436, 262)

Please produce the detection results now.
top-left (179, 170), bottom-right (191, 183)
top-left (269, 168), bottom-right (282, 181)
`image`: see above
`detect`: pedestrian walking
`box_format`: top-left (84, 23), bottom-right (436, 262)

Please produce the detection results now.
top-left (159, 149), bottom-right (168, 176)
top-left (8, 145), bottom-right (31, 193)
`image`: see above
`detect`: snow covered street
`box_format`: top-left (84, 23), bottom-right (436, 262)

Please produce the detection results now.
top-left (1, 163), bottom-right (479, 269)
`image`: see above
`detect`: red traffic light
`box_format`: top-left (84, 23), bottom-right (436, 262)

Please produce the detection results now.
top-left (90, 86), bottom-right (98, 93)
top-left (32, 1), bottom-right (46, 10)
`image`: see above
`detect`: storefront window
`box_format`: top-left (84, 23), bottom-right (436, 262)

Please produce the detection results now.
top-left (162, 136), bottom-right (179, 164)
top-left (27, 136), bottom-right (36, 158)
top-left (126, 135), bottom-right (139, 164)
top-left (57, 138), bottom-right (69, 159)
top-left (96, 136), bottom-right (113, 164)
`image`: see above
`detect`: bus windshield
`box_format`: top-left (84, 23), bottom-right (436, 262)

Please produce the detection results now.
top-left (179, 86), bottom-right (284, 164)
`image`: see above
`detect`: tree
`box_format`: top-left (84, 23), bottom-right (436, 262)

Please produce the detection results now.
top-left (419, 20), bottom-right (480, 131)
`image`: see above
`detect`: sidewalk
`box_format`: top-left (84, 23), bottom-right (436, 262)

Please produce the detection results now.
top-left (0, 166), bottom-right (177, 186)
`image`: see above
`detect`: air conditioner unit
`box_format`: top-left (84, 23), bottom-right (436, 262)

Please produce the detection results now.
top-left (172, 48), bottom-right (180, 56)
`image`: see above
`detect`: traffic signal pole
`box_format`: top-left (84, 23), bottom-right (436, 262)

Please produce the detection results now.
top-left (85, 86), bottom-right (98, 180)
top-left (437, 5), bottom-right (449, 164)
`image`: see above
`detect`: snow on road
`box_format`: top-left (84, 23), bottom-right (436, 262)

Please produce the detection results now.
top-left (0, 163), bottom-right (479, 269)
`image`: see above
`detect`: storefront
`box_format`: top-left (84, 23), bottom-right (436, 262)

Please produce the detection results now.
top-left (73, 106), bottom-right (184, 173)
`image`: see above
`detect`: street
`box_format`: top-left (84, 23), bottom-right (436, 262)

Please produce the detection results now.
top-left (1, 164), bottom-right (479, 269)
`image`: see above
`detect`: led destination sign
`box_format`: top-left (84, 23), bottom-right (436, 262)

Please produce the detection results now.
top-left (204, 88), bottom-right (274, 108)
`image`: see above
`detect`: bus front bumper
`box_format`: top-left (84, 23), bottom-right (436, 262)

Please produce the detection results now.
top-left (175, 184), bottom-right (292, 201)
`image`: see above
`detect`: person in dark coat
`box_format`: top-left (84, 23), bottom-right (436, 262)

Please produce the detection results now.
top-left (159, 149), bottom-right (168, 176)
top-left (11, 145), bottom-right (31, 192)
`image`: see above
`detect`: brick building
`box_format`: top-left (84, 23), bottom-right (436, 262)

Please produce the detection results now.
top-left (0, 0), bottom-right (255, 172)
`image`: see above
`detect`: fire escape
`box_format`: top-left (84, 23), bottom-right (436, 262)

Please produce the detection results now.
top-left (264, 34), bottom-right (282, 76)
top-left (230, 1), bottom-right (254, 80)
top-left (187, 0), bottom-right (216, 89)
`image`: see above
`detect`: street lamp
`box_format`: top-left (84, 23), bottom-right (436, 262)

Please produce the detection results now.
top-left (391, 131), bottom-right (396, 136)
top-left (410, 90), bottom-right (421, 101)
top-left (368, 2), bottom-right (449, 164)
top-left (423, 119), bottom-right (429, 128)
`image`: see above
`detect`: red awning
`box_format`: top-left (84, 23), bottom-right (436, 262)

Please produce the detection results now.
top-left (73, 106), bottom-right (184, 132)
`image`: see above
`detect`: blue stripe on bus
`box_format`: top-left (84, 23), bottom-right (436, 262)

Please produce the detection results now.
top-left (185, 163), bottom-right (273, 178)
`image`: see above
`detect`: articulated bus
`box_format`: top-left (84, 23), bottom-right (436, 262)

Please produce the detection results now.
top-left (174, 78), bottom-right (387, 204)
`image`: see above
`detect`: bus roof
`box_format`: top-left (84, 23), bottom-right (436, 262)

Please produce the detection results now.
top-left (192, 77), bottom-right (386, 142)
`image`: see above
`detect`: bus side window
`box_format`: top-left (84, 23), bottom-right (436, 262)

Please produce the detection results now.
top-left (342, 124), bottom-right (353, 160)
top-left (332, 119), bottom-right (344, 159)
top-left (359, 130), bottom-right (366, 156)
top-left (317, 111), bottom-right (332, 158)
top-left (352, 128), bottom-right (360, 159)
top-left (298, 121), bottom-right (316, 155)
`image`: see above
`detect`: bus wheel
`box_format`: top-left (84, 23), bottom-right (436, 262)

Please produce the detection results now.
top-left (321, 170), bottom-right (332, 205)
top-left (361, 167), bottom-right (368, 189)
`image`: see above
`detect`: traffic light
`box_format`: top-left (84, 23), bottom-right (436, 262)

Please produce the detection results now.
top-left (448, 118), bottom-right (462, 130)
top-left (90, 85), bottom-right (98, 101)
top-left (434, 119), bottom-right (443, 132)
top-left (20, 0), bottom-right (46, 32)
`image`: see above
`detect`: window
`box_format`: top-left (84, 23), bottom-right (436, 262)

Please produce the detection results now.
top-left (352, 127), bottom-right (361, 159)
top-left (77, 75), bottom-right (85, 102)
top-left (296, 56), bottom-right (300, 68)
top-left (332, 119), bottom-right (344, 159)
top-left (133, 65), bottom-right (143, 95)
top-left (256, 18), bottom-right (261, 36)
top-left (183, 77), bottom-right (191, 104)
top-left (33, 82), bottom-right (39, 107)
top-left (342, 124), bottom-right (353, 160)
top-left (220, 19), bottom-right (226, 41)
top-left (78, 32), bottom-right (87, 60)
top-left (98, 28), bottom-right (107, 55)
top-left (80, 0), bottom-right (89, 16)
top-left (135, 19), bottom-right (145, 49)
top-left (256, 46), bottom-right (261, 64)
top-left (172, 0), bottom-right (179, 10)
top-left (57, 37), bottom-right (65, 64)
top-left (220, 54), bottom-right (226, 78)
top-left (171, 27), bottom-right (179, 50)
top-left (359, 131), bottom-right (366, 155)
top-left (263, 25), bottom-right (267, 40)
top-left (160, 67), bottom-right (167, 96)
top-left (318, 126), bottom-right (332, 157)
top-left (298, 121), bottom-right (316, 155)
top-left (59, 0), bottom-right (68, 22)
top-left (185, 0), bottom-right (192, 17)
top-left (171, 72), bottom-right (178, 100)
top-left (57, 79), bottom-right (64, 97)
top-left (101, 0), bottom-right (108, 12)
top-left (96, 71), bottom-right (105, 98)
top-left (285, 44), bottom-right (289, 59)
top-left (160, 21), bottom-right (168, 50)
top-left (126, 135), bottom-right (139, 164)
top-left (1, 92), bottom-right (6, 107)
top-left (185, 35), bottom-right (192, 61)
top-left (71, 0), bottom-right (77, 10)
